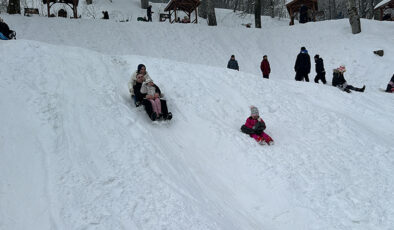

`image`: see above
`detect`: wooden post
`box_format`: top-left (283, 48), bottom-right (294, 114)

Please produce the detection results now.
top-left (174, 8), bottom-right (177, 23)
top-left (47, 1), bottom-right (50, 17)
top-left (289, 8), bottom-right (294, 25)
top-left (195, 7), bottom-right (198, 23)
top-left (380, 8), bottom-right (383, 20)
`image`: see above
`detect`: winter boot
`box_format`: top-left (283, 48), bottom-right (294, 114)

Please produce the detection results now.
top-left (344, 88), bottom-right (351, 93)
top-left (150, 112), bottom-right (157, 121)
top-left (358, 85), bottom-right (366, 92)
top-left (164, 112), bottom-right (172, 120)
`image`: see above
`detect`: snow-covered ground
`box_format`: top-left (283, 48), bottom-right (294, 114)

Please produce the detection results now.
top-left (1, 4), bottom-right (394, 230)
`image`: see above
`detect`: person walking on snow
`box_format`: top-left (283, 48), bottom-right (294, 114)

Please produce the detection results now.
top-left (147, 5), bottom-right (153, 22)
top-left (332, 65), bottom-right (365, 93)
top-left (294, 47), bottom-right (311, 82)
top-left (260, 55), bottom-right (271, 79)
top-left (314, 54), bottom-right (326, 84)
top-left (241, 106), bottom-right (274, 145)
top-left (227, 55), bottom-right (239, 71)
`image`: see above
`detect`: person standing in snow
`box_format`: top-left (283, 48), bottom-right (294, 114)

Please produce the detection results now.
top-left (128, 64), bottom-right (152, 106)
top-left (332, 65), bottom-right (365, 93)
top-left (241, 106), bottom-right (274, 145)
top-left (140, 79), bottom-right (172, 121)
top-left (147, 5), bottom-right (153, 22)
top-left (260, 55), bottom-right (271, 79)
top-left (0, 17), bottom-right (16, 40)
top-left (385, 74), bottom-right (394, 93)
top-left (294, 47), bottom-right (311, 82)
top-left (227, 55), bottom-right (239, 71)
top-left (314, 54), bottom-right (326, 84)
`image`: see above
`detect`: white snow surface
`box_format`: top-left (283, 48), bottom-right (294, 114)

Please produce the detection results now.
top-left (1, 8), bottom-right (394, 230)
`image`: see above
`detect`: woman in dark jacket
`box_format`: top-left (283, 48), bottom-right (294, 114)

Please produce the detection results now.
top-left (332, 65), bottom-right (365, 93)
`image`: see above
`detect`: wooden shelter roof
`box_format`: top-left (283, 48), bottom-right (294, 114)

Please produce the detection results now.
top-left (164, 0), bottom-right (200, 13)
top-left (374, 0), bottom-right (394, 9)
top-left (286, 0), bottom-right (318, 14)
top-left (42, 0), bottom-right (78, 5)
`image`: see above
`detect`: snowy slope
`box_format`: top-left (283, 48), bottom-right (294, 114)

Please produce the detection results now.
top-left (1, 11), bottom-right (394, 230)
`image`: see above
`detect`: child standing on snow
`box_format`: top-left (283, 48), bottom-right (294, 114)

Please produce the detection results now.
top-left (241, 106), bottom-right (274, 145)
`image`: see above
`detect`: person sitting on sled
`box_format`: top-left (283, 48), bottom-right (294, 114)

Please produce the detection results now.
top-left (140, 79), bottom-right (172, 121)
top-left (241, 106), bottom-right (274, 145)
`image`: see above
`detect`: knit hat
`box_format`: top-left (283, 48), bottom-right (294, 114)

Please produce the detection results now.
top-left (337, 65), bottom-right (346, 73)
top-left (137, 64), bottom-right (146, 73)
top-left (250, 106), bottom-right (259, 116)
top-left (314, 54), bottom-right (319, 59)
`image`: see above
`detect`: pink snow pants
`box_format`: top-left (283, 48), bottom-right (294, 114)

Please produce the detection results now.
top-left (251, 132), bottom-right (273, 144)
top-left (149, 98), bottom-right (162, 115)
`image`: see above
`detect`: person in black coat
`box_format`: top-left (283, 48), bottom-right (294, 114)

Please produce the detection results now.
top-left (147, 5), bottom-right (153, 22)
top-left (0, 17), bottom-right (16, 40)
top-left (294, 47), bottom-right (311, 82)
top-left (227, 55), bottom-right (239, 71)
top-left (385, 74), bottom-right (394, 93)
top-left (314, 55), bottom-right (326, 84)
top-left (332, 65), bottom-right (365, 93)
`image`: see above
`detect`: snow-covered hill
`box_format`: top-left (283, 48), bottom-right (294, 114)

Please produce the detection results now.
top-left (1, 8), bottom-right (394, 230)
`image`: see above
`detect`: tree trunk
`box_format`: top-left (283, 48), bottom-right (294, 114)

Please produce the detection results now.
top-left (207, 0), bottom-right (217, 26)
top-left (141, 0), bottom-right (149, 9)
top-left (270, 0), bottom-right (274, 18)
top-left (255, 0), bottom-right (261, 28)
top-left (365, 0), bottom-right (374, 19)
top-left (348, 0), bottom-right (361, 34)
top-left (7, 0), bottom-right (20, 14)
top-left (199, 0), bottom-right (208, 19)
top-left (332, 0), bottom-right (337, 19)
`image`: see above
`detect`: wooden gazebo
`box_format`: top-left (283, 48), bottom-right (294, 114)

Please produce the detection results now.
top-left (286, 0), bottom-right (318, 25)
top-left (374, 0), bottom-right (394, 21)
top-left (164, 0), bottom-right (200, 24)
top-left (43, 0), bottom-right (79, 18)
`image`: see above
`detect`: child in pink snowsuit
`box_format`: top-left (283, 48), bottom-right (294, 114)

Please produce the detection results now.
top-left (244, 106), bottom-right (274, 145)
top-left (140, 78), bottom-right (162, 116)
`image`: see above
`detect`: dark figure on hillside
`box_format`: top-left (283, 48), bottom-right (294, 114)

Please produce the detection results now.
top-left (314, 55), bottom-right (326, 84)
top-left (294, 47), bottom-right (311, 82)
top-left (227, 55), bottom-right (239, 71)
top-left (147, 5), bottom-right (153, 22)
top-left (385, 74), bottom-right (394, 93)
top-left (0, 17), bottom-right (16, 40)
top-left (299, 5), bottom-right (309, 23)
top-left (260, 55), bottom-right (271, 79)
top-left (102, 11), bottom-right (109, 19)
top-left (137, 16), bottom-right (148, 22)
top-left (332, 65), bottom-right (365, 93)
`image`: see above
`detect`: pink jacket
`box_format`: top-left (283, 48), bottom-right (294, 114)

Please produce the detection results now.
top-left (244, 116), bottom-right (264, 129)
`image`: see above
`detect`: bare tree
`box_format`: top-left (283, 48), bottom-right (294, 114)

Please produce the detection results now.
top-left (199, 0), bottom-right (208, 19)
top-left (141, 0), bottom-right (148, 9)
top-left (7, 0), bottom-right (21, 14)
top-left (269, 0), bottom-right (274, 18)
top-left (348, 0), bottom-right (361, 34)
top-left (254, 0), bottom-right (261, 28)
top-left (207, 0), bottom-right (217, 26)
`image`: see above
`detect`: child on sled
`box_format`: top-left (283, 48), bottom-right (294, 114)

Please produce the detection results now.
top-left (241, 106), bottom-right (274, 145)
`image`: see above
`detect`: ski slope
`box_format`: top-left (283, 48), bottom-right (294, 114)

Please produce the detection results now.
top-left (1, 8), bottom-right (394, 230)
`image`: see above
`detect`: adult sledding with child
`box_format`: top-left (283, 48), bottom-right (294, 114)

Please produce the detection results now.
top-left (128, 64), bottom-right (172, 121)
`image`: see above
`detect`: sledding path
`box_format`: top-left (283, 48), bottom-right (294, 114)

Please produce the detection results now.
top-left (1, 36), bottom-right (394, 230)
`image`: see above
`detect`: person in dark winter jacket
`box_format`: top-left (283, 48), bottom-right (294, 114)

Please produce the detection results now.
top-left (260, 55), bottom-right (271, 79)
top-left (241, 106), bottom-right (274, 145)
top-left (314, 55), bottom-right (326, 84)
top-left (385, 74), bottom-right (394, 93)
top-left (294, 47), bottom-right (311, 81)
top-left (332, 65), bottom-right (365, 93)
top-left (0, 17), bottom-right (16, 40)
top-left (227, 55), bottom-right (239, 71)
top-left (147, 5), bottom-right (153, 22)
